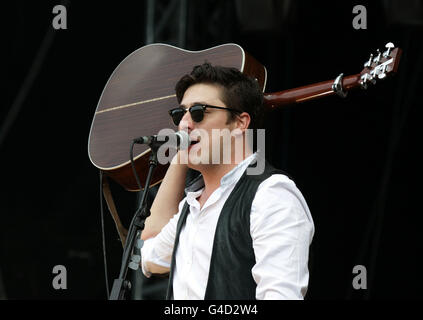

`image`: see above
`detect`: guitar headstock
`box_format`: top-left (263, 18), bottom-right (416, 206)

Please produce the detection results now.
top-left (359, 42), bottom-right (402, 89)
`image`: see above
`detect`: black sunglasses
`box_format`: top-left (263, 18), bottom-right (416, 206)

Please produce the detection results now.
top-left (168, 104), bottom-right (241, 126)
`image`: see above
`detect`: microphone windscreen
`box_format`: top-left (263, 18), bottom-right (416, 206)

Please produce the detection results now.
top-left (176, 131), bottom-right (190, 150)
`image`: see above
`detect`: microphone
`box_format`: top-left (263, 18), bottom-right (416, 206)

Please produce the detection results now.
top-left (133, 130), bottom-right (190, 150)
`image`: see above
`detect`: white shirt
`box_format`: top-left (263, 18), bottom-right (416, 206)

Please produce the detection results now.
top-left (141, 153), bottom-right (315, 300)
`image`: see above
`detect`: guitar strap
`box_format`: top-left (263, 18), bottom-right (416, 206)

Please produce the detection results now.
top-left (102, 173), bottom-right (128, 247)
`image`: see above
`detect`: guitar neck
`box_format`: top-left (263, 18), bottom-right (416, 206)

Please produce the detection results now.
top-left (263, 73), bottom-right (361, 109)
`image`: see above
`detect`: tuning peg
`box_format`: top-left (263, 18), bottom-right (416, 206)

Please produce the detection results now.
top-left (364, 53), bottom-right (373, 68)
top-left (378, 65), bottom-right (388, 79)
top-left (360, 73), bottom-right (370, 89)
top-left (373, 49), bottom-right (382, 64)
top-left (360, 72), bottom-right (377, 89)
top-left (383, 42), bottom-right (395, 57)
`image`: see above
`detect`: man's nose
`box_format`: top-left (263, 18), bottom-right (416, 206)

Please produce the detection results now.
top-left (178, 110), bottom-right (194, 132)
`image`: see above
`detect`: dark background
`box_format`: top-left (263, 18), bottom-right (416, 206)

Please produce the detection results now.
top-left (1, 0), bottom-right (422, 300)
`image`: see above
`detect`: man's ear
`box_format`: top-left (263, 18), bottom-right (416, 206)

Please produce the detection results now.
top-left (236, 112), bottom-right (251, 132)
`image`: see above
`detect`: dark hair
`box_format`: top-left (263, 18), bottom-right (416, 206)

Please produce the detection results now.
top-left (175, 62), bottom-right (264, 130)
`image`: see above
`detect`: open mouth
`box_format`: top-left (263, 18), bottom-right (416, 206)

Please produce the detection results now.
top-left (189, 137), bottom-right (200, 150)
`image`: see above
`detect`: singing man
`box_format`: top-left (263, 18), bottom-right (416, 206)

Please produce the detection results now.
top-left (140, 62), bottom-right (314, 300)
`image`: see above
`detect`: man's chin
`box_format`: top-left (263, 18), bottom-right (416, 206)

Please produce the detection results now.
top-left (186, 157), bottom-right (206, 170)
top-left (187, 157), bottom-right (233, 171)
top-left (186, 154), bottom-right (217, 170)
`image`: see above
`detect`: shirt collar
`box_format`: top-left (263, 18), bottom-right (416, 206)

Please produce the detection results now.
top-left (220, 152), bottom-right (257, 187)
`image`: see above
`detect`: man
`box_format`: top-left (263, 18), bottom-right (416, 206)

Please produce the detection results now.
top-left (140, 62), bottom-right (314, 299)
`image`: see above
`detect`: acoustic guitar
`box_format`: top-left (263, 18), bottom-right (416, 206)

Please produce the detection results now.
top-left (88, 42), bottom-right (401, 192)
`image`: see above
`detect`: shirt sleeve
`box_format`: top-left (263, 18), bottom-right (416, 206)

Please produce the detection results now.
top-left (250, 174), bottom-right (315, 300)
top-left (140, 199), bottom-right (186, 278)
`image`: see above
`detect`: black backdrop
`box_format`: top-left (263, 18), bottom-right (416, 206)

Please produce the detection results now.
top-left (1, 0), bottom-right (422, 300)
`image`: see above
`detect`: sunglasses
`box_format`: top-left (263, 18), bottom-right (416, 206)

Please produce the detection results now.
top-left (168, 104), bottom-right (241, 126)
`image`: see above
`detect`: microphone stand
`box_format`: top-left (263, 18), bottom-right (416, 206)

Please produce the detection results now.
top-left (109, 139), bottom-right (160, 300)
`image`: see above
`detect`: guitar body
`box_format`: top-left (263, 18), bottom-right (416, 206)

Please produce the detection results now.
top-left (88, 43), bottom-right (267, 191)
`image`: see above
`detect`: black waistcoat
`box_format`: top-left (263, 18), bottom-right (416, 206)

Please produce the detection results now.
top-left (166, 161), bottom-right (285, 300)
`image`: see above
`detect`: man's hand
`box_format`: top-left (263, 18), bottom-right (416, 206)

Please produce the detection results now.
top-left (141, 152), bottom-right (188, 240)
